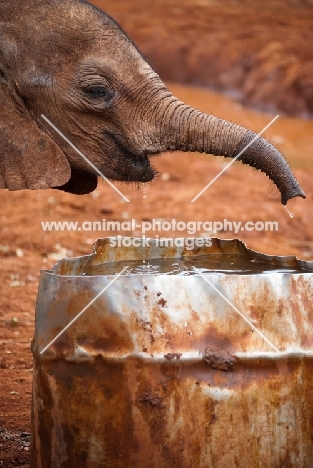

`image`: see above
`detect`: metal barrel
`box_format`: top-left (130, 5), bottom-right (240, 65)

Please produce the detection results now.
top-left (31, 238), bottom-right (313, 467)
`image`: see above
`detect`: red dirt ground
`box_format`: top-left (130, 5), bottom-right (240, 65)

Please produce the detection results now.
top-left (1, 1), bottom-right (312, 466)
top-left (92, 0), bottom-right (313, 119)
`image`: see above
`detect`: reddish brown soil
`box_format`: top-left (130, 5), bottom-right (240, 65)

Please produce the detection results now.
top-left (1, 1), bottom-right (313, 466)
top-left (92, 0), bottom-right (313, 118)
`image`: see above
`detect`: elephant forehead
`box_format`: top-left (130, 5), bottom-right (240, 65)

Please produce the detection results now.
top-left (2, 2), bottom-right (135, 67)
top-left (1, 0), bottom-right (108, 20)
top-left (0, 22), bottom-right (125, 72)
top-left (1, 1), bottom-right (150, 92)
top-left (1, 0), bottom-right (121, 45)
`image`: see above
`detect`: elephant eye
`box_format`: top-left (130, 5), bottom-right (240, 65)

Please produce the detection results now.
top-left (82, 85), bottom-right (113, 100)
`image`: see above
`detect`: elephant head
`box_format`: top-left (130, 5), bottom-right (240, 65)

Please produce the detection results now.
top-left (0, 0), bottom-right (306, 204)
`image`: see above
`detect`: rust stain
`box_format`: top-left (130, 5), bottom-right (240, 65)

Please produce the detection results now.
top-left (204, 348), bottom-right (236, 371)
top-left (157, 297), bottom-right (167, 307)
top-left (290, 275), bottom-right (313, 347)
top-left (164, 353), bottom-right (182, 361)
top-left (213, 371), bottom-right (228, 386)
top-left (139, 392), bottom-right (164, 409)
top-left (32, 354), bottom-right (313, 467)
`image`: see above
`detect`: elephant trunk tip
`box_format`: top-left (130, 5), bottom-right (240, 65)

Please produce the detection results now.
top-left (235, 132), bottom-right (306, 207)
top-left (282, 186), bottom-right (306, 206)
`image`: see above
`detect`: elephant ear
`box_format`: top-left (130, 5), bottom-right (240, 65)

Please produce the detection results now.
top-left (0, 73), bottom-right (71, 191)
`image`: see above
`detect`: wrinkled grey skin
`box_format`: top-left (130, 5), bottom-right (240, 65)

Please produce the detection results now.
top-left (0, 0), bottom-right (306, 204)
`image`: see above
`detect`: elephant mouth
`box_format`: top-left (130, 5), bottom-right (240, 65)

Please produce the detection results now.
top-left (108, 134), bottom-right (158, 182)
top-left (119, 150), bottom-right (157, 182)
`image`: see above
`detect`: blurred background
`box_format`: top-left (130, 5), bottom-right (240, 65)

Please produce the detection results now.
top-left (94, 0), bottom-right (313, 119)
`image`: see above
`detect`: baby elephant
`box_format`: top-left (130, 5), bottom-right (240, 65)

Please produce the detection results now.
top-left (0, 0), bottom-right (306, 204)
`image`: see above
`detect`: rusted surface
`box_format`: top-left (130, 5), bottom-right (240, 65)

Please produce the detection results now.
top-left (31, 237), bottom-right (313, 467)
top-left (164, 353), bottom-right (182, 361)
top-left (139, 392), bottom-right (165, 408)
top-left (34, 269), bottom-right (313, 356)
top-left (204, 348), bottom-right (236, 371)
top-left (31, 355), bottom-right (313, 467)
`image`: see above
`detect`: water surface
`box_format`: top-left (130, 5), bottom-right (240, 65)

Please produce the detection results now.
top-left (82, 254), bottom-right (309, 276)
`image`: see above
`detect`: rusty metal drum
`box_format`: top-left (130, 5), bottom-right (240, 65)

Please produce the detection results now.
top-left (31, 237), bottom-right (313, 468)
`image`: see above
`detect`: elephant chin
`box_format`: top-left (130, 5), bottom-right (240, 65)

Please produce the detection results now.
top-left (55, 167), bottom-right (98, 195)
top-left (55, 153), bottom-right (156, 195)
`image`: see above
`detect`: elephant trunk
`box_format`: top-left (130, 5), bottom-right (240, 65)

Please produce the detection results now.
top-left (158, 101), bottom-right (305, 205)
